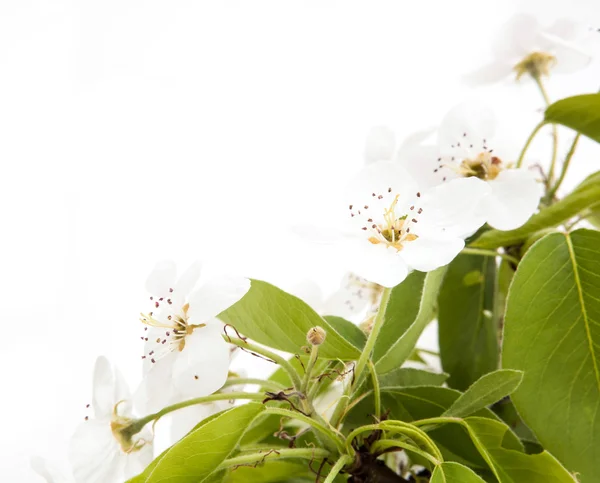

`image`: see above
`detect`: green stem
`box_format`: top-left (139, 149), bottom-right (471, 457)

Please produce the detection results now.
top-left (263, 407), bottom-right (348, 455)
top-left (324, 454), bottom-right (353, 483)
top-left (367, 360), bottom-right (381, 421)
top-left (532, 74), bottom-right (558, 188)
top-left (225, 335), bottom-right (303, 390)
top-left (461, 247), bottom-right (520, 266)
top-left (217, 447), bottom-right (330, 470)
top-left (222, 377), bottom-right (287, 392)
top-left (370, 438), bottom-right (440, 466)
top-left (547, 133), bottom-right (580, 201)
top-left (129, 392), bottom-right (263, 433)
top-left (330, 287), bottom-right (392, 428)
top-left (515, 120), bottom-right (546, 169)
top-left (301, 344), bottom-right (320, 393)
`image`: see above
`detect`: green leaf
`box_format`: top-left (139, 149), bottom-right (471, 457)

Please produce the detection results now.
top-left (431, 462), bottom-right (486, 482)
top-left (129, 403), bottom-right (265, 483)
top-left (379, 367), bottom-right (448, 388)
top-left (224, 461), bottom-right (312, 483)
top-left (491, 397), bottom-right (540, 451)
top-left (438, 254), bottom-right (498, 390)
top-left (503, 229), bottom-right (600, 481)
top-left (219, 280), bottom-right (361, 360)
top-left (373, 268), bottom-right (447, 373)
top-left (460, 417), bottom-right (575, 482)
top-left (471, 179), bottom-right (600, 249)
top-left (545, 93), bottom-right (600, 144)
top-left (442, 370), bottom-right (523, 419)
top-left (323, 315), bottom-right (366, 349)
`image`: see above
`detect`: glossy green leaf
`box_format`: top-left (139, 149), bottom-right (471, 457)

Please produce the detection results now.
top-left (460, 417), bottom-right (575, 482)
top-left (225, 461), bottom-right (312, 482)
top-left (373, 268), bottom-right (447, 373)
top-left (323, 315), bottom-right (366, 349)
top-left (430, 462), bottom-right (486, 482)
top-left (491, 397), bottom-right (540, 452)
top-left (545, 93), bottom-right (600, 144)
top-left (379, 367), bottom-right (448, 388)
top-left (503, 229), bottom-right (600, 481)
top-left (219, 280), bottom-right (361, 360)
top-left (472, 179), bottom-right (600, 249)
top-left (438, 254), bottom-right (498, 390)
top-left (443, 370), bottom-right (523, 419)
top-left (129, 403), bottom-right (265, 483)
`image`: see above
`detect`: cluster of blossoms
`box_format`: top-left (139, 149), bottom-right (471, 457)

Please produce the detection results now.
top-left (32, 12), bottom-right (595, 483)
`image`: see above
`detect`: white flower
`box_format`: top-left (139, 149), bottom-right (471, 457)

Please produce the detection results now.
top-left (134, 261), bottom-right (250, 414)
top-left (466, 14), bottom-right (594, 84)
top-left (299, 162), bottom-right (487, 288)
top-left (31, 457), bottom-right (72, 483)
top-left (364, 125), bottom-right (434, 165)
top-left (291, 274), bottom-right (383, 320)
top-left (398, 102), bottom-right (543, 231)
top-left (69, 357), bottom-right (153, 483)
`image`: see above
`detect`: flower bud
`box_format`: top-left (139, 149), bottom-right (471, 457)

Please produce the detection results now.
top-left (307, 326), bottom-right (326, 346)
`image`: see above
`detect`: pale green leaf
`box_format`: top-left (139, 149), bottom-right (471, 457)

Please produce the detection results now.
top-left (503, 229), bottom-right (600, 481)
top-left (430, 462), bottom-right (486, 483)
top-left (129, 403), bottom-right (265, 483)
top-left (225, 461), bottom-right (312, 482)
top-left (374, 268), bottom-right (447, 374)
top-left (219, 280), bottom-right (361, 359)
top-left (438, 254), bottom-right (498, 390)
top-left (544, 93), bottom-right (600, 144)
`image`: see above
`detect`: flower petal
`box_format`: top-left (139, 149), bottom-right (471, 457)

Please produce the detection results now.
top-left (491, 14), bottom-right (540, 62)
top-left (397, 144), bottom-right (453, 190)
top-left (544, 33), bottom-right (592, 73)
top-left (187, 276), bottom-right (250, 323)
top-left (171, 320), bottom-right (231, 398)
top-left (69, 419), bottom-right (122, 483)
top-left (122, 441), bottom-right (154, 480)
top-left (174, 262), bottom-right (202, 302)
top-left (145, 261), bottom-right (177, 297)
top-left (400, 236), bottom-right (465, 272)
top-left (30, 456), bottom-right (72, 483)
top-left (463, 63), bottom-right (511, 86)
top-left (344, 240), bottom-right (410, 288)
top-left (364, 125), bottom-right (396, 164)
top-left (479, 169), bottom-right (543, 231)
top-left (92, 356), bottom-right (114, 419)
top-left (113, 367), bottom-right (132, 415)
top-left (134, 351), bottom-right (177, 414)
top-left (437, 102), bottom-right (496, 158)
top-left (169, 402), bottom-right (230, 443)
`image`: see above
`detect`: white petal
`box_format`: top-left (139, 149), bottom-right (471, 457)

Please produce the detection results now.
top-left (92, 356), bottom-right (114, 419)
top-left (69, 419), bottom-right (121, 483)
top-left (344, 240), bottom-right (410, 288)
top-left (397, 144), bottom-right (452, 190)
top-left (545, 18), bottom-right (586, 42)
top-left (479, 169), bottom-right (543, 231)
top-left (400, 236), bottom-right (464, 272)
top-left (122, 440), bottom-right (154, 480)
top-left (113, 368), bottom-right (132, 415)
top-left (463, 63), bottom-right (511, 86)
top-left (174, 262), bottom-right (202, 301)
top-left (321, 276), bottom-right (372, 317)
top-left (491, 14), bottom-right (540, 62)
top-left (169, 403), bottom-right (228, 443)
top-left (293, 223), bottom-right (346, 244)
top-left (438, 102), bottom-right (496, 158)
top-left (364, 125), bottom-right (396, 164)
top-left (145, 261), bottom-right (177, 297)
top-left (187, 276), bottom-right (250, 323)
top-left (419, 177), bottom-right (490, 238)
top-left (172, 320), bottom-right (231, 398)
top-left (543, 33), bottom-right (592, 73)
top-left (345, 161), bottom-right (419, 225)
top-left (31, 456), bottom-right (72, 483)
top-left (397, 128), bottom-right (436, 154)
top-left (134, 351), bottom-right (177, 414)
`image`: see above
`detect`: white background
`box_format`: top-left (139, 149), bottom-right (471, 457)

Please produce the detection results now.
top-left (1, 0), bottom-right (599, 480)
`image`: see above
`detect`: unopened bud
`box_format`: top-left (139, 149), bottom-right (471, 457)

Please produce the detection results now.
top-left (307, 326), bottom-right (326, 346)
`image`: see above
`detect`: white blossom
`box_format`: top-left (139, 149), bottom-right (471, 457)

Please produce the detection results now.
top-left (134, 261), bottom-right (250, 414)
top-left (68, 357), bottom-right (153, 483)
top-left (465, 14), bottom-right (594, 84)
top-left (31, 457), bottom-right (72, 483)
top-left (398, 102), bottom-right (543, 231)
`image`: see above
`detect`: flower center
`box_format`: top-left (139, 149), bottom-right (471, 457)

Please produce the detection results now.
top-left (140, 300), bottom-right (206, 364)
top-left (457, 152), bottom-right (503, 181)
top-left (514, 51), bottom-right (557, 80)
top-left (349, 190), bottom-right (421, 252)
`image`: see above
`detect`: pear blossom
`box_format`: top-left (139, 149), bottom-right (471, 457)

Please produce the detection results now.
top-left (69, 357), bottom-right (153, 483)
top-left (299, 161), bottom-right (488, 287)
top-left (398, 102), bottom-right (543, 231)
top-left (134, 261), bottom-right (250, 414)
top-left (31, 457), bottom-right (72, 483)
top-left (465, 14), bottom-right (594, 84)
